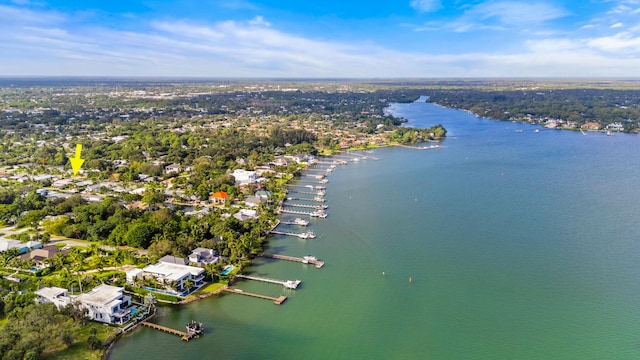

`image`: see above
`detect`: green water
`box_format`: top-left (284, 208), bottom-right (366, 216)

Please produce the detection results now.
top-left (110, 100), bottom-right (640, 359)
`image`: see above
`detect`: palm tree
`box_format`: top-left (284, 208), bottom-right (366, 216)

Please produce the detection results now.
top-left (204, 263), bottom-right (218, 283)
top-left (183, 279), bottom-right (194, 293)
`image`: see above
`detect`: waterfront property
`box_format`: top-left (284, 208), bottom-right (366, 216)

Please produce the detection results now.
top-left (142, 257), bottom-right (205, 293)
top-left (35, 284), bottom-right (132, 325)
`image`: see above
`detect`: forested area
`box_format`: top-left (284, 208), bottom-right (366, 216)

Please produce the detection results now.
top-left (424, 88), bottom-right (640, 132)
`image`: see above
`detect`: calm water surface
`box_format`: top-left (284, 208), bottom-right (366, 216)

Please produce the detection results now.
top-left (110, 98), bottom-right (640, 359)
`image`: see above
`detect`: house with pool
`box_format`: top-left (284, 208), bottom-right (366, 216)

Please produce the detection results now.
top-left (142, 255), bottom-right (206, 295)
top-left (35, 284), bottom-right (132, 325)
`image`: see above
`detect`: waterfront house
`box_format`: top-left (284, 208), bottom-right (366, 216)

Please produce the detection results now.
top-left (581, 122), bottom-right (601, 131)
top-left (36, 284), bottom-right (132, 325)
top-left (142, 258), bottom-right (205, 293)
top-left (75, 284), bottom-right (132, 324)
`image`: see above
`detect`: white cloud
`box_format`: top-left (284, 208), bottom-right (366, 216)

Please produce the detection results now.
top-left (410, 0), bottom-right (442, 13)
top-left (611, 22), bottom-right (624, 28)
top-left (248, 16), bottom-right (270, 27)
top-left (463, 1), bottom-right (567, 27)
top-left (1, 4), bottom-right (640, 78)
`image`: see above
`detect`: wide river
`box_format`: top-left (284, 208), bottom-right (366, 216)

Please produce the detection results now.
top-left (110, 97), bottom-right (640, 359)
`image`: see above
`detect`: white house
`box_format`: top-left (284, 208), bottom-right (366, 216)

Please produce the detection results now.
top-left (75, 284), bottom-right (132, 324)
top-left (234, 209), bottom-right (259, 221)
top-left (164, 163), bottom-right (181, 174)
top-left (125, 268), bottom-right (144, 284)
top-left (188, 248), bottom-right (219, 267)
top-left (232, 169), bottom-right (260, 185)
top-left (35, 286), bottom-right (73, 309)
top-left (0, 239), bottom-right (28, 254)
top-left (35, 284), bottom-right (132, 325)
top-left (142, 258), bottom-right (205, 294)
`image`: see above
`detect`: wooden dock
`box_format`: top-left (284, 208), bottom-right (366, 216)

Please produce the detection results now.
top-left (286, 196), bottom-right (325, 203)
top-left (286, 189), bottom-right (325, 196)
top-left (259, 253), bottom-right (325, 268)
top-left (235, 274), bottom-right (301, 289)
top-left (270, 230), bottom-right (315, 239)
top-left (223, 288), bottom-right (287, 305)
top-left (141, 322), bottom-right (199, 341)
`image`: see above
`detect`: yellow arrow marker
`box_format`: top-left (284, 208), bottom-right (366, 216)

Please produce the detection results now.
top-left (69, 143), bottom-right (85, 176)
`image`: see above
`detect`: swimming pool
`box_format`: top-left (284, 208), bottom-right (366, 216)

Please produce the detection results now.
top-left (220, 265), bottom-right (234, 276)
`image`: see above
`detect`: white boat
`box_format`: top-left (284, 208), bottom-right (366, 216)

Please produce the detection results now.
top-left (311, 210), bottom-right (327, 218)
top-left (302, 255), bottom-right (318, 263)
top-left (298, 231), bottom-right (316, 239)
top-left (283, 280), bottom-right (301, 289)
top-left (293, 218), bottom-right (309, 226)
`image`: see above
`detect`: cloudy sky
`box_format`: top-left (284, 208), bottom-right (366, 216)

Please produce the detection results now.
top-left (1, 0), bottom-right (640, 77)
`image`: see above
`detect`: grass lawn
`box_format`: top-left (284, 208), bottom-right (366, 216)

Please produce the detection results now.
top-left (196, 282), bottom-right (224, 294)
top-left (43, 322), bottom-right (119, 360)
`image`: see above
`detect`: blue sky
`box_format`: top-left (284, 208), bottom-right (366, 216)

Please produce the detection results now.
top-left (1, 0), bottom-right (640, 77)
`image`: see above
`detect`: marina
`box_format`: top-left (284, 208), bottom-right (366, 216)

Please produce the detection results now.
top-left (222, 288), bottom-right (287, 305)
top-left (259, 253), bottom-right (325, 268)
top-left (234, 274), bottom-right (302, 289)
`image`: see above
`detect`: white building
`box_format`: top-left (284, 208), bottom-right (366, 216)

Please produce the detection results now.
top-left (188, 248), bottom-right (219, 267)
top-left (35, 284), bottom-right (132, 325)
top-left (75, 284), bottom-right (132, 324)
top-left (232, 169), bottom-right (260, 185)
top-left (125, 268), bottom-right (144, 284)
top-left (35, 287), bottom-right (73, 309)
top-left (142, 258), bottom-right (205, 293)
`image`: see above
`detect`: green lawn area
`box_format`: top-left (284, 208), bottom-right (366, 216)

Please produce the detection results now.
top-left (196, 282), bottom-right (224, 294)
top-left (43, 322), bottom-right (119, 360)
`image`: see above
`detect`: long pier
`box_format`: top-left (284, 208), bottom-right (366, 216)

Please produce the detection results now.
top-left (259, 253), bottom-right (325, 268)
top-left (286, 196), bottom-right (325, 203)
top-left (141, 322), bottom-right (198, 341)
top-left (222, 288), bottom-right (287, 305)
top-left (284, 202), bottom-right (327, 209)
top-left (288, 184), bottom-right (326, 190)
top-left (280, 208), bottom-right (327, 218)
top-left (296, 179), bottom-right (326, 185)
top-left (235, 274), bottom-right (302, 289)
top-left (287, 189), bottom-right (325, 196)
top-left (270, 230), bottom-right (315, 239)
top-left (280, 208), bottom-right (314, 216)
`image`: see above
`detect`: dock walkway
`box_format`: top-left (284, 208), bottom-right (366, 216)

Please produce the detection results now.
top-left (235, 274), bottom-right (301, 289)
top-left (259, 253), bottom-right (324, 268)
top-left (141, 322), bottom-right (197, 341)
top-left (223, 288), bottom-right (287, 304)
